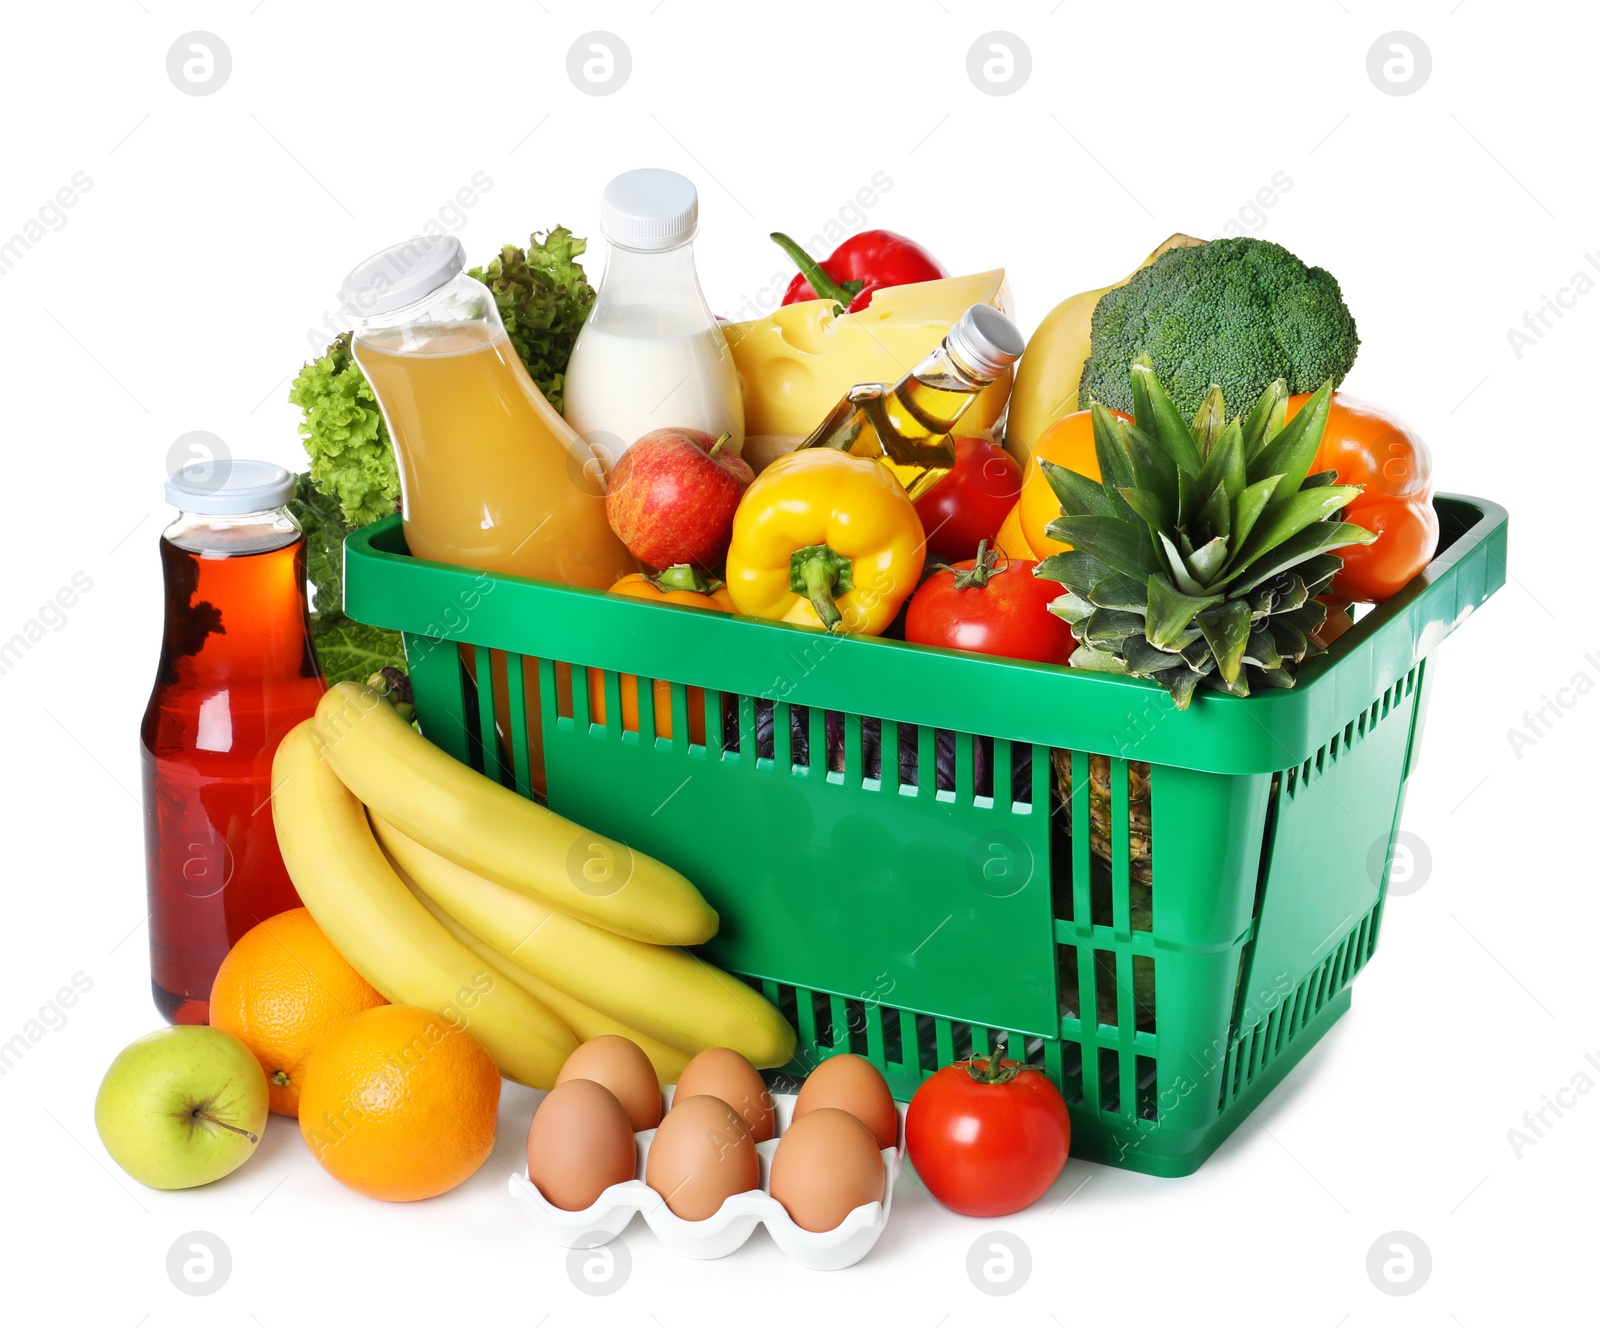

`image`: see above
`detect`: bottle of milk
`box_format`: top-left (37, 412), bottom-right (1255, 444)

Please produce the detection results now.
top-left (562, 169), bottom-right (744, 463)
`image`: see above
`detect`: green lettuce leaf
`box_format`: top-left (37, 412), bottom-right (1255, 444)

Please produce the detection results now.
top-left (287, 332), bottom-right (398, 529)
top-left (288, 473), bottom-right (406, 686)
top-left (469, 226), bottom-right (595, 415)
top-left (308, 618), bottom-right (409, 690)
top-left (289, 475), bottom-right (346, 619)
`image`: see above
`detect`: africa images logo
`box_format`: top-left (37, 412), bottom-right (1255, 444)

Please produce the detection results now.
top-left (0, 973), bottom-right (93, 1075)
top-left (0, 573), bottom-right (94, 678)
top-left (1504, 649), bottom-right (1600, 757)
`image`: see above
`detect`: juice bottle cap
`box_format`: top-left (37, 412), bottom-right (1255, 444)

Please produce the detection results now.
top-left (165, 459), bottom-right (295, 515)
top-left (601, 169), bottom-right (698, 252)
top-left (338, 234), bottom-right (466, 319)
top-left (945, 304), bottom-right (1025, 381)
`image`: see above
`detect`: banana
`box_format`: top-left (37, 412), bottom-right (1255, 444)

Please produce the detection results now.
top-left (371, 814), bottom-right (796, 1069)
top-left (270, 719), bottom-right (577, 1087)
top-left (1004, 233), bottom-right (1204, 467)
top-left (313, 682), bottom-right (718, 947)
top-left (394, 854), bottom-right (693, 1083)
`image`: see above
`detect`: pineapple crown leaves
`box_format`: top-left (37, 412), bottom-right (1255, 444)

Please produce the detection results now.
top-left (1035, 356), bottom-right (1376, 709)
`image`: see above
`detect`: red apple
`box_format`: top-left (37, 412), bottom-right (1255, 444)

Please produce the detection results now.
top-left (605, 428), bottom-right (753, 571)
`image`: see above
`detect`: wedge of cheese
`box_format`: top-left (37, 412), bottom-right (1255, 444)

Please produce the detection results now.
top-left (721, 270), bottom-right (1014, 472)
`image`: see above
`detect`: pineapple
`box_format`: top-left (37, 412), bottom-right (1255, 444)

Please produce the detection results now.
top-left (1051, 751), bottom-right (1155, 1029)
top-left (1052, 751), bottom-right (1152, 888)
top-left (1042, 358), bottom-right (1372, 955)
top-left (1036, 357), bottom-right (1375, 709)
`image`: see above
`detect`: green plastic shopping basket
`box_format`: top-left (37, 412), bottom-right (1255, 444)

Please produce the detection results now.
top-left (343, 493), bottom-right (1506, 1176)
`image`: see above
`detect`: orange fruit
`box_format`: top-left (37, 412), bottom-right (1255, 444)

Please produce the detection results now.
top-left (1016, 407), bottom-right (1131, 558)
top-left (297, 1004), bottom-right (501, 1202)
top-left (209, 907), bottom-right (386, 1117)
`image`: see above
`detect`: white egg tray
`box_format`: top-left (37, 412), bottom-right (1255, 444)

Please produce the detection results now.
top-left (508, 1087), bottom-right (905, 1271)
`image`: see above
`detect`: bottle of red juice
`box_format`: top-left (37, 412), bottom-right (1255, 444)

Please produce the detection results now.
top-left (140, 460), bottom-right (326, 1023)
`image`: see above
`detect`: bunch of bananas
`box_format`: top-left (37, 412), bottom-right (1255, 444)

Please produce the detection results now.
top-left (271, 682), bottom-right (796, 1088)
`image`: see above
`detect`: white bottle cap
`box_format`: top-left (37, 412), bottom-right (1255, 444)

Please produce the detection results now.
top-left (600, 169), bottom-right (698, 251)
top-left (338, 234), bottom-right (466, 319)
top-left (165, 459), bottom-right (296, 515)
top-left (946, 304), bottom-right (1025, 380)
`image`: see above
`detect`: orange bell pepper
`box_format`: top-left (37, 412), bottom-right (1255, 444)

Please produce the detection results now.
top-left (1288, 393), bottom-right (1438, 602)
top-left (609, 566), bottom-right (737, 612)
top-left (587, 567), bottom-right (733, 742)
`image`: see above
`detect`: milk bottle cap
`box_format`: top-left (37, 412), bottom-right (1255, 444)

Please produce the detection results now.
top-left (600, 169), bottom-right (698, 252)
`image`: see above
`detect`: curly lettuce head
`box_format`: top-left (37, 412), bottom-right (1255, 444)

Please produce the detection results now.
top-left (287, 332), bottom-right (399, 529)
top-left (469, 226), bottom-right (595, 415)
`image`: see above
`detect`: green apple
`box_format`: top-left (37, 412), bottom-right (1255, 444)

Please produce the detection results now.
top-left (94, 1025), bottom-right (269, 1190)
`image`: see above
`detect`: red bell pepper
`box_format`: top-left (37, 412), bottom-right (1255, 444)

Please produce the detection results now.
top-left (771, 229), bottom-right (946, 314)
top-left (1287, 393), bottom-right (1439, 603)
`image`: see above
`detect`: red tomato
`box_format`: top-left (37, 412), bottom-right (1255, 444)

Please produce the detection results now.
top-left (913, 437), bottom-right (1024, 563)
top-left (905, 547), bottom-right (1075, 664)
top-left (906, 1046), bottom-right (1071, 1217)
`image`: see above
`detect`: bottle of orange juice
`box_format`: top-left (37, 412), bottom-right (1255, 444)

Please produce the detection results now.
top-left (343, 236), bottom-right (634, 797)
top-left (343, 235), bottom-right (634, 588)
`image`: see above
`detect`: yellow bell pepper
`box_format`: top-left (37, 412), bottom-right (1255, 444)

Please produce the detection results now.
top-left (725, 449), bottom-right (925, 635)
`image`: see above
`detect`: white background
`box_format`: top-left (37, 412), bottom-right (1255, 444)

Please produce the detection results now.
top-left (0, 0), bottom-right (1593, 1322)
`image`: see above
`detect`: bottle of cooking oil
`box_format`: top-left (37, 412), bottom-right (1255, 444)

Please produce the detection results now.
top-left (800, 303), bottom-right (1023, 500)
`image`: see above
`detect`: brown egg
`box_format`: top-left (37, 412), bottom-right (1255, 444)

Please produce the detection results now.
top-left (793, 1053), bottom-right (898, 1148)
top-left (770, 1108), bottom-right (886, 1233)
top-left (525, 1079), bottom-right (637, 1212)
top-left (645, 1094), bottom-right (759, 1220)
top-left (556, 1035), bottom-right (663, 1132)
top-left (674, 1047), bottom-right (775, 1142)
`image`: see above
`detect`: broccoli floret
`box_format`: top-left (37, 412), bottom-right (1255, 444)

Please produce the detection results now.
top-left (1078, 237), bottom-right (1359, 416)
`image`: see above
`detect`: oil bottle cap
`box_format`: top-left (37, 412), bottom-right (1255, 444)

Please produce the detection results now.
top-left (600, 169), bottom-right (698, 251)
top-left (338, 234), bottom-right (466, 319)
top-left (946, 304), bottom-right (1025, 381)
top-left (165, 459), bottom-right (296, 515)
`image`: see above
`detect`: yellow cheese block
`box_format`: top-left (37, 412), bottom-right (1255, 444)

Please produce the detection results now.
top-left (722, 270), bottom-right (1013, 471)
